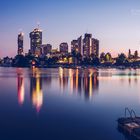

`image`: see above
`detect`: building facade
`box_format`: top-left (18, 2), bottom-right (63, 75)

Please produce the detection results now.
top-left (82, 33), bottom-right (99, 57)
top-left (59, 43), bottom-right (68, 54)
top-left (83, 33), bottom-right (92, 57)
top-left (17, 32), bottom-right (24, 55)
top-left (29, 28), bottom-right (42, 56)
top-left (91, 38), bottom-right (99, 57)
top-left (71, 40), bottom-right (78, 53)
top-left (71, 36), bottom-right (82, 55)
top-left (41, 44), bottom-right (52, 55)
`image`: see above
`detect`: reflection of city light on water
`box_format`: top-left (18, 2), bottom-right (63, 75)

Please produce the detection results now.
top-left (59, 67), bottom-right (63, 78)
top-left (89, 69), bottom-right (94, 98)
top-left (67, 68), bottom-right (99, 100)
top-left (17, 68), bottom-right (25, 105)
top-left (16, 68), bottom-right (99, 111)
top-left (59, 67), bottom-right (64, 92)
top-left (83, 70), bottom-right (99, 100)
top-left (76, 69), bottom-right (79, 94)
top-left (32, 81), bottom-right (43, 113)
top-left (69, 69), bottom-right (74, 94)
top-left (89, 74), bottom-right (93, 99)
top-left (17, 75), bottom-right (25, 105)
top-left (31, 68), bottom-right (43, 113)
top-left (59, 67), bottom-right (69, 93)
top-left (17, 68), bottom-right (43, 112)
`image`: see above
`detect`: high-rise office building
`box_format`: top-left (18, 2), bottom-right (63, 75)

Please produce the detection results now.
top-left (82, 33), bottom-right (99, 57)
top-left (71, 40), bottom-right (78, 53)
top-left (71, 36), bottom-right (82, 55)
top-left (29, 28), bottom-right (42, 56)
top-left (83, 33), bottom-right (92, 57)
top-left (17, 32), bottom-right (24, 55)
top-left (41, 44), bottom-right (52, 55)
top-left (91, 38), bottom-right (99, 57)
top-left (59, 43), bottom-right (68, 54)
top-left (78, 36), bottom-right (83, 55)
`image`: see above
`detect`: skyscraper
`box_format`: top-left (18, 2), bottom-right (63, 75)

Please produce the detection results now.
top-left (78, 36), bottom-right (83, 55)
top-left (41, 44), bottom-right (52, 55)
top-left (17, 32), bottom-right (24, 55)
top-left (91, 38), bottom-right (99, 57)
top-left (29, 28), bottom-right (42, 56)
top-left (82, 33), bottom-right (99, 57)
top-left (59, 43), bottom-right (68, 54)
top-left (71, 36), bottom-right (82, 55)
top-left (71, 40), bottom-right (78, 53)
top-left (83, 33), bottom-right (92, 57)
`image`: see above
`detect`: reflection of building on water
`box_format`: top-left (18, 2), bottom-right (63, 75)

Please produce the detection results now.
top-left (59, 67), bottom-right (68, 92)
top-left (69, 69), bottom-right (82, 95)
top-left (128, 76), bottom-right (138, 86)
top-left (43, 76), bottom-right (52, 87)
top-left (119, 72), bottom-right (138, 86)
top-left (59, 68), bottom-right (99, 100)
top-left (30, 69), bottom-right (43, 112)
top-left (83, 71), bottom-right (99, 100)
top-left (17, 74), bottom-right (25, 105)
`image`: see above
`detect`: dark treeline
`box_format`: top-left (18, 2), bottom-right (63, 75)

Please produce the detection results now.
top-left (0, 50), bottom-right (140, 68)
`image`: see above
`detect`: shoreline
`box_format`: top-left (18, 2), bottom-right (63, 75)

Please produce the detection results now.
top-left (0, 65), bottom-right (139, 70)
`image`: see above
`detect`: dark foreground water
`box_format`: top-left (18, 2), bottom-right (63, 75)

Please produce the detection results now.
top-left (0, 67), bottom-right (140, 140)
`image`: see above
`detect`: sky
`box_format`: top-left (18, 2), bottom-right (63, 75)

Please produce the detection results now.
top-left (1, 0), bottom-right (140, 57)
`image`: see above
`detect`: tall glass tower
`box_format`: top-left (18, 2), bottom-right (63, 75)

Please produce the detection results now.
top-left (29, 28), bottom-right (42, 56)
top-left (83, 33), bottom-right (92, 57)
top-left (17, 32), bottom-right (24, 55)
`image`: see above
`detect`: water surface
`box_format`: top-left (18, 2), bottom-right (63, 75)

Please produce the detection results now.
top-left (0, 67), bottom-right (140, 140)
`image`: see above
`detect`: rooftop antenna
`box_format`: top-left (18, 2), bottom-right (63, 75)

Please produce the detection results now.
top-left (37, 21), bottom-right (40, 29)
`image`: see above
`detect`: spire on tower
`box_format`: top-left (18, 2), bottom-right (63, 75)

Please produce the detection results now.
top-left (37, 21), bottom-right (40, 29)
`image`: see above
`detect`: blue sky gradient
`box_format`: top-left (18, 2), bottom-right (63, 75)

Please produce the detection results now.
top-left (1, 0), bottom-right (140, 57)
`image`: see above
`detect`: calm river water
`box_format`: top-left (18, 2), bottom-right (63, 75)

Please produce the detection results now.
top-left (0, 67), bottom-right (140, 140)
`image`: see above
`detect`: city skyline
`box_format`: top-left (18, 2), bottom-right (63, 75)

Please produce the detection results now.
top-left (2, 1), bottom-right (140, 140)
top-left (27, 29), bottom-right (99, 58)
top-left (1, 0), bottom-right (140, 57)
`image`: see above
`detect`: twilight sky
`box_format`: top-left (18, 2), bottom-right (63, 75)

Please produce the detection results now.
top-left (1, 0), bottom-right (140, 57)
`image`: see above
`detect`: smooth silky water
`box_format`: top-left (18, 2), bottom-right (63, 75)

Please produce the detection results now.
top-left (0, 67), bottom-right (139, 140)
